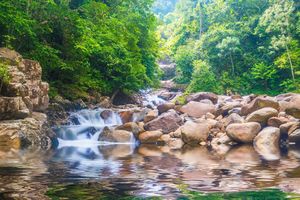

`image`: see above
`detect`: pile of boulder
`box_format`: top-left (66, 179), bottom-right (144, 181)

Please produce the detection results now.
top-left (107, 92), bottom-right (300, 160)
top-left (0, 48), bottom-right (52, 149)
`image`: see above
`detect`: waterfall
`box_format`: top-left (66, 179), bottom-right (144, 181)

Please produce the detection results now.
top-left (54, 108), bottom-right (133, 148)
top-left (141, 89), bottom-right (166, 108)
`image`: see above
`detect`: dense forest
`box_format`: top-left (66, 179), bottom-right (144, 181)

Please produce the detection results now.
top-left (0, 0), bottom-right (160, 100)
top-left (0, 0), bottom-right (299, 100)
top-left (157, 0), bottom-right (300, 95)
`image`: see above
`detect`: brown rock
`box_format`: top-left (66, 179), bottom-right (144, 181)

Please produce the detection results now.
top-left (241, 96), bottom-right (279, 116)
top-left (144, 110), bottom-right (158, 123)
top-left (186, 92), bottom-right (218, 104)
top-left (116, 122), bottom-right (143, 138)
top-left (246, 107), bottom-right (278, 126)
top-left (157, 103), bottom-right (175, 114)
top-left (222, 113), bottom-right (244, 127)
top-left (226, 122), bottom-right (261, 143)
top-left (100, 110), bottom-right (112, 120)
top-left (138, 131), bottom-right (163, 144)
top-left (254, 127), bottom-right (281, 161)
top-left (0, 97), bottom-right (30, 120)
top-left (289, 129), bottom-right (300, 144)
top-left (285, 95), bottom-right (300, 119)
top-left (181, 121), bottom-right (210, 145)
top-left (267, 117), bottom-right (289, 128)
top-left (180, 101), bottom-right (216, 118)
top-left (144, 110), bottom-right (183, 134)
top-left (99, 129), bottom-right (133, 143)
top-left (119, 110), bottom-right (133, 123)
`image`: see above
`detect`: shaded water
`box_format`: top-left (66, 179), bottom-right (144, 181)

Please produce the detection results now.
top-left (1, 108), bottom-right (300, 199)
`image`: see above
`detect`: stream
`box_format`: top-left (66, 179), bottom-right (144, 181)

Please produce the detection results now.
top-left (1, 92), bottom-right (300, 199)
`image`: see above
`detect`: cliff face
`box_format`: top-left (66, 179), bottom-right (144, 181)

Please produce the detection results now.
top-left (0, 48), bottom-right (51, 149)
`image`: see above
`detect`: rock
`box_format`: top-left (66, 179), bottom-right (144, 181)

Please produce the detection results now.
top-left (144, 110), bottom-right (183, 134)
top-left (199, 99), bottom-right (214, 105)
top-left (116, 122), bottom-right (143, 138)
top-left (0, 116), bottom-right (51, 149)
top-left (186, 92), bottom-right (218, 104)
top-left (210, 133), bottom-right (232, 156)
top-left (285, 95), bottom-right (300, 119)
top-left (289, 129), bottom-right (300, 144)
top-left (205, 112), bottom-right (215, 119)
top-left (119, 110), bottom-right (134, 123)
top-left (0, 97), bottom-right (30, 120)
top-left (241, 96), bottom-right (279, 116)
top-left (226, 122), bottom-right (261, 143)
top-left (280, 122), bottom-right (300, 135)
top-left (217, 101), bottom-right (241, 116)
top-left (181, 121), bottom-right (210, 145)
top-left (138, 131), bottom-right (163, 144)
top-left (180, 101), bottom-right (216, 118)
top-left (222, 113), bottom-right (244, 127)
top-left (254, 127), bottom-right (281, 161)
top-left (158, 91), bottom-right (178, 101)
top-left (144, 110), bottom-right (158, 123)
top-left (100, 110), bottom-right (112, 120)
top-left (99, 129), bottom-right (133, 143)
top-left (157, 103), bottom-right (175, 114)
top-left (246, 107), bottom-right (278, 126)
top-left (267, 117), bottom-right (289, 128)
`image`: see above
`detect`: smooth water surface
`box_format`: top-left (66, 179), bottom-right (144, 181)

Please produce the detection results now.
top-left (1, 144), bottom-right (300, 199)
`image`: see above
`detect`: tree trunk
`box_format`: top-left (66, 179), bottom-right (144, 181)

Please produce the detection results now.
top-left (230, 52), bottom-right (235, 76)
top-left (285, 42), bottom-right (295, 82)
top-left (110, 89), bottom-right (120, 104)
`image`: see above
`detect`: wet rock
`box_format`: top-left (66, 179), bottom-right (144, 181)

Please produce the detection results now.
top-left (100, 110), bottom-right (112, 120)
top-left (99, 129), bottom-right (133, 143)
top-left (222, 113), bottom-right (244, 127)
top-left (138, 131), bottom-right (163, 144)
top-left (186, 92), bottom-right (218, 104)
top-left (226, 122), bottom-right (261, 143)
top-left (246, 107), bottom-right (278, 126)
top-left (180, 101), bottom-right (216, 118)
top-left (157, 103), bottom-right (175, 114)
top-left (144, 110), bottom-right (158, 123)
top-left (0, 97), bottom-right (30, 120)
top-left (254, 127), bottom-right (281, 161)
top-left (289, 129), bottom-right (300, 144)
top-left (267, 117), bottom-right (289, 128)
top-left (210, 133), bottom-right (232, 156)
top-left (119, 110), bottom-right (134, 123)
top-left (144, 110), bottom-right (183, 134)
top-left (181, 121), bottom-right (210, 145)
top-left (241, 96), bottom-right (279, 116)
top-left (167, 138), bottom-right (184, 149)
top-left (116, 122), bottom-right (143, 138)
top-left (280, 122), bottom-right (300, 135)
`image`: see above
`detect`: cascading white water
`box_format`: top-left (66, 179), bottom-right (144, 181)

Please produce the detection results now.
top-left (55, 108), bottom-right (135, 148)
top-left (141, 89), bottom-right (166, 108)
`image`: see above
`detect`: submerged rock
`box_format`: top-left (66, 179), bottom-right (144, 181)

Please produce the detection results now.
top-left (226, 122), bottom-right (261, 143)
top-left (254, 127), bottom-right (281, 161)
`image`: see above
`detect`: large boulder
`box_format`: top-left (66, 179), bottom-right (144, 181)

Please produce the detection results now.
top-left (99, 129), bottom-right (134, 143)
top-left (0, 97), bottom-right (30, 120)
top-left (138, 131), bottom-right (163, 144)
top-left (180, 101), bottom-right (216, 118)
top-left (180, 121), bottom-right (211, 145)
top-left (144, 110), bottom-right (158, 123)
top-left (0, 48), bottom-right (49, 113)
top-left (226, 122), bottom-right (261, 143)
top-left (144, 110), bottom-right (183, 134)
top-left (186, 92), bottom-right (218, 104)
top-left (254, 127), bottom-right (281, 161)
top-left (0, 113), bottom-right (52, 149)
top-left (157, 103), bottom-right (175, 114)
top-left (116, 122), bottom-right (144, 138)
top-left (246, 107), bottom-right (278, 126)
top-left (241, 96), bottom-right (279, 116)
top-left (285, 95), bottom-right (300, 119)
top-left (289, 129), bottom-right (300, 144)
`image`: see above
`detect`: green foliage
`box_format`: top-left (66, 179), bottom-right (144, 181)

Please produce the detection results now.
top-left (0, 63), bottom-right (10, 95)
top-left (0, 0), bottom-right (160, 100)
top-left (158, 0), bottom-right (300, 95)
top-left (187, 60), bottom-right (221, 93)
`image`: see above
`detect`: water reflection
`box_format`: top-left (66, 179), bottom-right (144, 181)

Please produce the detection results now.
top-left (1, 143), bottom-right (300, 199)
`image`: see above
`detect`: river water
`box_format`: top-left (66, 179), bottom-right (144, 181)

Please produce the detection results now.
top-left (1, 97), bottom-right (300, 199)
